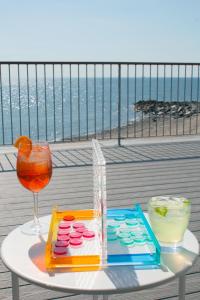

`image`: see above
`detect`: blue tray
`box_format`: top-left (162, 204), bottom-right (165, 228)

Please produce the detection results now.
top-left (106, 204), bottom-right (160, 268)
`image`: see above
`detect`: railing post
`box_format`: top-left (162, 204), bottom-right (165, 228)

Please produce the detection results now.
top-left (118, 64), bottom-right (121, 146)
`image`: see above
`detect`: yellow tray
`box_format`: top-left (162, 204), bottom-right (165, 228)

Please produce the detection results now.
top-left (45, 207), bottom-right (102, 271)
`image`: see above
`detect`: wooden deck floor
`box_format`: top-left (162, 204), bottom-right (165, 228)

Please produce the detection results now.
top-left (0, 138), bottom-right (200, 300)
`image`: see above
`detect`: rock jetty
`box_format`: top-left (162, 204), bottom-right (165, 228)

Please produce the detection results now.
top-left (134, 100), bottom-right (200, 120)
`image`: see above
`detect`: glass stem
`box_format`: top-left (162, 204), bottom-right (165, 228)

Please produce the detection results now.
top-left (33, 192), bottom-right (40, 230)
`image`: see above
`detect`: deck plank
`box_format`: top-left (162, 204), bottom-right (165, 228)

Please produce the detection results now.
top-left (0, 139), bottom-right (200, 300)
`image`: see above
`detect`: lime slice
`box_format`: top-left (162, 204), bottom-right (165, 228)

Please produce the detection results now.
top-left (183, 199), bottom-right (190, 206)
top-left (155, 206), bottom-right (168, 216)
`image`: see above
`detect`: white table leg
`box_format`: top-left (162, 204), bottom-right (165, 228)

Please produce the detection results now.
top-left (11, 272), bottom-right (19, 300)
top-left (179, 274), bottom-right (186, 300)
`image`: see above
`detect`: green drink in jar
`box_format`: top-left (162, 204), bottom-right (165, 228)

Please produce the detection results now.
top-left (148, 196), bottom-right (191, 247)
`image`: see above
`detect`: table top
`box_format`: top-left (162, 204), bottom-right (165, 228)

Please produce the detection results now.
top-left (1, 215), bottom-right (199, 295)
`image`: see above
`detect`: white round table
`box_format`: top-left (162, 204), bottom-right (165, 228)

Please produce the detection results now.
top-left (1, 215), bottom-right (199, 300)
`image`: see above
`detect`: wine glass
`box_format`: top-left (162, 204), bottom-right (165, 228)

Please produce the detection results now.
top-left (16, 141), bottom-right (52, 235)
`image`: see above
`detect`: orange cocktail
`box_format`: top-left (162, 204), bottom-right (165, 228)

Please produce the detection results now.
top-left (15, 137), bottom-right (52, 235)
top-left (17, 143), bottom-right (52, 193)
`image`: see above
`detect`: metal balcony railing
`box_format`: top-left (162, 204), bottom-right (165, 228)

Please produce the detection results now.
top-left (0, 62), bottom-right (199, 145)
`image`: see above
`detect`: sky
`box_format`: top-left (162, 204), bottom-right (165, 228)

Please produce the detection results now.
top-left (0, 0), bottom-right (200, 62)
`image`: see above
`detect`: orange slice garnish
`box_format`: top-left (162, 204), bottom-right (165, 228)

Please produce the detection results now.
top-left (14, 136), bottom-right (32, 156)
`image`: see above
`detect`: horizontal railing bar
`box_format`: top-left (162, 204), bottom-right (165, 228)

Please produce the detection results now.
top-left (0, 61), bottom-right (200, 65)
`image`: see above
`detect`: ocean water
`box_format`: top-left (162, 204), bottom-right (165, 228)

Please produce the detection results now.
top-left (0, 77), bottom-right (199, 145)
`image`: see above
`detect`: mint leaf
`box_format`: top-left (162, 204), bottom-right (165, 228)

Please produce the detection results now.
top-left (155, 206), bottom-right (168, 216)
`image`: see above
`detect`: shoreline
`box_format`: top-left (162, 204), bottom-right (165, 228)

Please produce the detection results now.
top-left (1, 113), bottom-right (200, 148)
top-left (1, 116), bottom-right (200, 153)
top-left (62, 113), bottom-right (200, 142)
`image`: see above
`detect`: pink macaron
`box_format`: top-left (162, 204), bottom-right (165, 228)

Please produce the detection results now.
top-left (57, 229), bottom-right (70, 236)
top-left (59, 221), bottom-right (71, 229)
top-left (83, 230), bottom-right (95, 239)
top-left (57, 235), bottom-right (70, 241)
top-left (53, 246), bottom-right (67, 255)
top-left (69, 231), bottom-right (82, 239)
top-left (75, 227), bottom-right (87, 233)
top-left (69, 238), bottom-right (83, 247)
top-left (73, 222), bottom-right (85, 229)
top-left (55, 240), bottom-right (69, 247)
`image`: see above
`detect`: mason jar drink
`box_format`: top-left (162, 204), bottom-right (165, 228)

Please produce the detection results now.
top-left (148, 196), bottom-right (191, 246)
